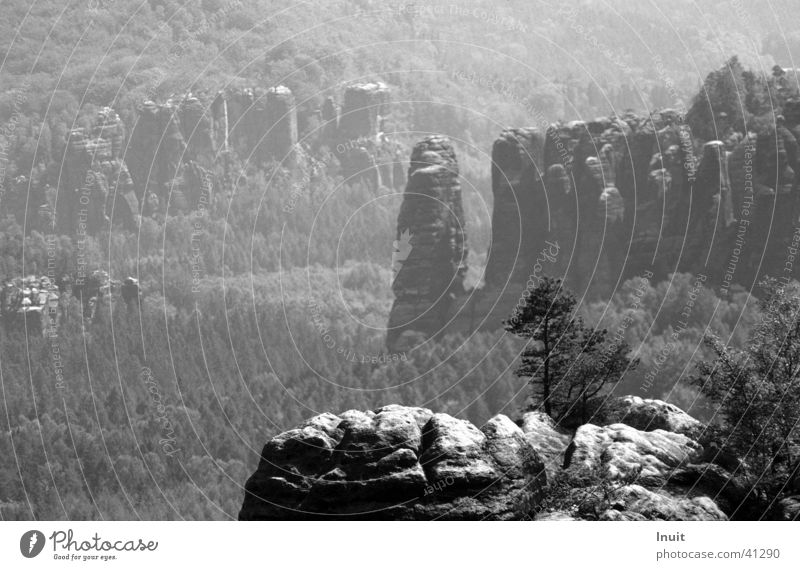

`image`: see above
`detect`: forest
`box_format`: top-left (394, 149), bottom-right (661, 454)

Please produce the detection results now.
top-left (1, 0), bottom-right (798, 519)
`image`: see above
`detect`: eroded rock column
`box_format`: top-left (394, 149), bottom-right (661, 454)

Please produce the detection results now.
top-left (387, 136), bottom-right (467, 350)
top-left (338, 82), bottom-right (394, 189)
top-left (264, 85), bottom-right (299, 164)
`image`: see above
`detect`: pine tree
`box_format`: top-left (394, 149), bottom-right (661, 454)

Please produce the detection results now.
top-left (505, 277), bottom-right (637, 421)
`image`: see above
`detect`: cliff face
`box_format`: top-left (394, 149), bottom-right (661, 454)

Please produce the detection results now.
top-left (239, 397), bottom-right (761, 521)
top-left (387, 111), bottom-right (800, 349)
top-left (485, 128), bottom-right (547, 286)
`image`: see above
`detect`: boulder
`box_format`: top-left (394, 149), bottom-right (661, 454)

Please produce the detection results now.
top-left (520, 411), bottom-right (572, 480)
top-left (564, 423), bottom-right (702, 485)
top-left (598, 395), bottom-right (704, 438)
top-left (599, 484), bottom-right (726, 521)
top-left (525, 419), bottom-right (731, 521)
top-left (240, 399), bottom-right (753, 521)
top-left (534, 511), bottom-right (577, 521)
top-left (668, 462), bottom-right (750, 515)
top-left (240, 406), bottom-right (546, 520)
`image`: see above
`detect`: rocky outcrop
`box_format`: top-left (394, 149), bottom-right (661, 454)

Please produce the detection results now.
top-left (56, 107), bottom-right (138, 234)
top-left (264, 86), bottom-right (299, 164)
top-left (126, 100), bottom-right (186, 212)
top-left (178, 94), bottom-right (215, 164)
top-left (668, 462), bottom-right (751, 516)
top-left (564, 423), bottom-right (702, 485)
top-left (124, 82), bottom-right (401, 202)
top-left (520, 411), bottom-right (571, 481)
top-left (595, 395), bottom-right (704, 438)
top-left (339, 82), bottom-right (390, 141)
top-left (530, 405), bottom-right (745, 521)
top-left (4, 80), bottom-right (410, 237)
top-left (0, 274), bottom-right (61, 334)
top-left (126, 99), bottom-right (214, 216)
top-left (216, 86), bottom-right (298, 165)
top-left (239, 405), bottom-right (546, 520)
top-left (387, 136), bottom-right (468, 349)
top-left (241, 397), bottom-right (750, 520)
top-left (485, 128), bottom-right (547, 286)
top-left (595, 484), bottom-right (726, 521)
top-left (336, 82), bottom-right (404, 190)
top-left (387, 108), bottom-right (800, 349)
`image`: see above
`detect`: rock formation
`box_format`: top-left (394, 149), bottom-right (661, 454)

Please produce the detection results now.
top-left (336, 82), bottom-right (404, 190)
top-left (0, 274), bottom-right (61, 335)
top-left (239, 405), bottom-right (545, 520)
top-left (122, 85), bottom-right (299, 217)
top-left (485, 128), bottom-right (547, 286)
top-left (56, 107), bottom-right (138, 234)
top-left (1, 80), bottom-right (409, 240)
top-left (388, 109), bottom-right (800, 349)
top-left (387, 136), bottom-right (468, 350)
top-left (240, 396), bottom-right (760, 521)
top-left (593, 395), bottom-right (703, 438)
top-left (126, 99), bottom-right (215, 216)
top-left (264, 86), bottom-right (299, 164)
top-left (126, 100), bottom-right (186, 213)
top-left (178, 94), bottom-right (216, 164)
top-left (216, 86), bottom-right (299, 165)
top-left (339, 82), bottom-right (390, 141)
top-left (534, 396), bottom-right (754, 520)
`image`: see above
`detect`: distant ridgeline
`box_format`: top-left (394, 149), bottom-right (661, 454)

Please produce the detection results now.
top-left (1, 81), bottom-right (407, 237)
top-left (387, 68), bottom-right (800, 350)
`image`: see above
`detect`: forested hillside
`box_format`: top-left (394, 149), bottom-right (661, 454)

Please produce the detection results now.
top-left (0, 0), bottom-right (795, 519)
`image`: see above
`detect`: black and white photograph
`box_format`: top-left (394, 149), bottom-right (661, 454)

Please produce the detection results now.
top-left (1, 0), bottom-right (799, 567)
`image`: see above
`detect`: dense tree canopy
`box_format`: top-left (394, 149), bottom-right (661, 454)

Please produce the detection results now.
top-left (1, 0), bottom-right (798, 520)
